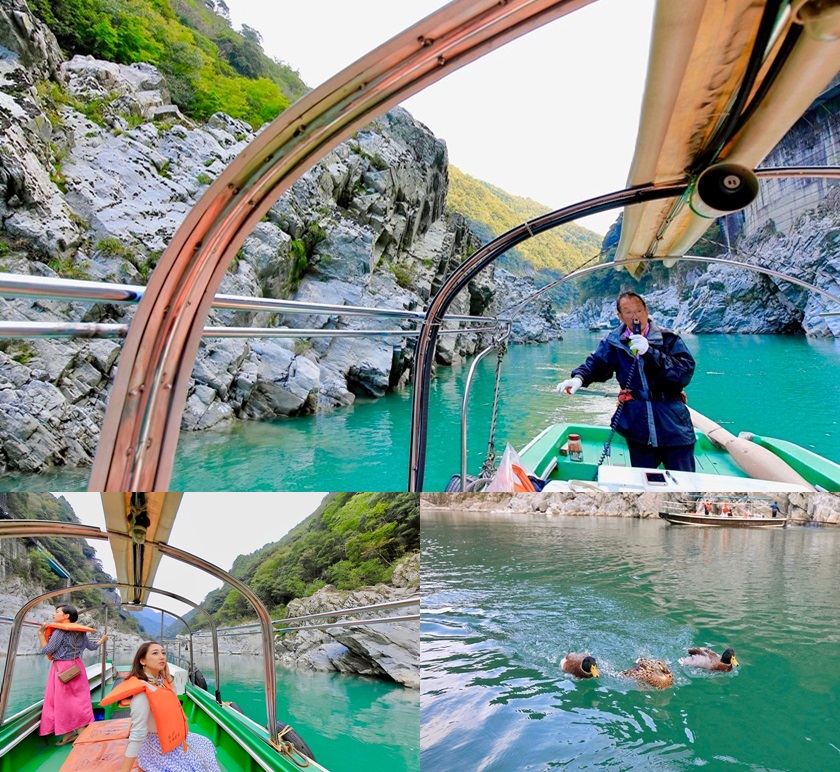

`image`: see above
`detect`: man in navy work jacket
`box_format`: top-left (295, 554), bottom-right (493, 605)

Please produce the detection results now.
top-left (556, 291), bottom-right (697, 472)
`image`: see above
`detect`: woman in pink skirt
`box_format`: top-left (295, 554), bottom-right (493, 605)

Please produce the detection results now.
top-left (38, 604), bottom-right (108, 746)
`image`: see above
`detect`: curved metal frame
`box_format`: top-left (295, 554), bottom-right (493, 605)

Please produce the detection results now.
top-left (77, 602), bottom-right (197, 699)
top-left (88, 0), bottom-right (594, 491)
top-left (0, 520), bottom-right (276, 744)
top-left (0, 582), bottom-right (220, 723)
top-left (408, 180), bottom-right (689, 490)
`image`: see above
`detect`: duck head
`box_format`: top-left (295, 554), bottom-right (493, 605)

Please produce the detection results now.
top-left (582, 656), bottom-right (599, 677)
top-left (721, 648), bottom-right (739, 667)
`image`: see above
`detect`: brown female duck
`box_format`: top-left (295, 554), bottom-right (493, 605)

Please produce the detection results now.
top-left (561, 653), bottom-right (599, 679)
top-left (620, 658), bottom-right (674, 689)
top-left (678, 647), bottom-right (738, 672)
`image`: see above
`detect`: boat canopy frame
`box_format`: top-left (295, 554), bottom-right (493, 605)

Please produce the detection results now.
top-left (0, 519), bottom-right (277, 743)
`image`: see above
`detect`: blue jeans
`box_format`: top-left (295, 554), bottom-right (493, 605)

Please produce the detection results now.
top-left (626, 442), bottom-right (696, 472)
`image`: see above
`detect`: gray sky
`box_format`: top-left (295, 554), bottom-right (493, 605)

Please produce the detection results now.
top-left (224, 0), bottom-right (655, 235)
top-left (55, 492), bottom-right (327, 616)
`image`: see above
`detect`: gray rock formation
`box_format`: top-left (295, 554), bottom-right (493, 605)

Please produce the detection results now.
top-left (420, 492), bottom-right (840, 524)
top-left (180, 553), bottom-right (420, 687)
top-left (0, 3), bottom-right (561, 474)
top-left (274, 582), bottom-right (419, 688)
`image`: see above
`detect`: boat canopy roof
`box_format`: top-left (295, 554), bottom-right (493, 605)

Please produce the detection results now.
top-left (101, 492), bottom-right (183, 605)
top-left (616, 0), bottom-right (840, 275)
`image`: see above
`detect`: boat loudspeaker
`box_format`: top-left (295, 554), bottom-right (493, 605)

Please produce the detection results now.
top-left (689, 163), bottom-right (759, 218)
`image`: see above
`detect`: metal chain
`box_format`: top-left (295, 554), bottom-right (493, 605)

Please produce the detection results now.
top-left (478, 338), bottom-right (508, 479)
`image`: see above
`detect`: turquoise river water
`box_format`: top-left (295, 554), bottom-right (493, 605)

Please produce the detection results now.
top-left (421, 511), bottom-right (840, 771)
top-left (0, 652), bottom-right (419, 771)
top-left (2, 330), bottom-right (838, 491)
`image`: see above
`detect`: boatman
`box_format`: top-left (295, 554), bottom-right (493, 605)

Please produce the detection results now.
top-left (556, 291), bottom-right (697, 472)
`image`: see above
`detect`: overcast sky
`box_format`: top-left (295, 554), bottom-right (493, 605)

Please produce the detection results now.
top-left (224, 0), bottom-right (656, 234)
top-left (56, 492), bottom-right (327, 617)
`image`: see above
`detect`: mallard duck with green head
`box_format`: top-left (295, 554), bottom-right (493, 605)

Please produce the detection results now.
top-left (679, 647), bottom-right (739, 672)
top-left (561, 653), bottom-right (599, 679)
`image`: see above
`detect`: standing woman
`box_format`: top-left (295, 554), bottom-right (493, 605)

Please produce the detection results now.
top-left (38, 604), bottom-right (108, 745)
top-left (100, 641), bottom-right (220, 772)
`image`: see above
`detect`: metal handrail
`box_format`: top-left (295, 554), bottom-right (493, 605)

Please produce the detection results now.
top-left (0, 273), bottom-right (496, 324)
top-left (0, 322), bottom-right (500, 339)
top-left (188, 596), bottom-right (420, 637)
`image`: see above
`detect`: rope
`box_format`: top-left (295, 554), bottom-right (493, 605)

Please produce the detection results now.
top-left (478, 338), bottom-right (507, 479)
top-left (269, 726), bottom-right (312, 768)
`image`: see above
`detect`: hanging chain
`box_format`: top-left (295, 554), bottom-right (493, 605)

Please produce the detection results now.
top-left (478, 338), bottom-right (507, 479)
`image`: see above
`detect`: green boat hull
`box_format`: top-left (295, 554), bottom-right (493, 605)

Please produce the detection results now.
top-left (518, 424), bottom-right (840, 491)
top-left (0, 682), bottom-right (321, 772)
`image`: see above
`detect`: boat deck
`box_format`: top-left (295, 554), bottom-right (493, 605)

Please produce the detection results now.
top-left (9, 718), bottom-right (242, 772)
top-left (519, 424), bottom-right (840, 490)
top-left (521, 424), bottom-right (748, 482)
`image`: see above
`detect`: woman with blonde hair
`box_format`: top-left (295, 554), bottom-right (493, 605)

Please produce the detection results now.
top-left (38, 603), bottom-right (108, 746)
top-left (101, 641), bottom-right (219, 772)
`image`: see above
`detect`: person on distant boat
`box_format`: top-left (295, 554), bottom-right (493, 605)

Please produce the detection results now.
top-left (38, 604), bottom-right (108, 746)
top-left (770, 501), bottom-right (780, 518)
top-left (722, 504), bottom-right (732, 517)
top-left (703, 500), bottom-right (712, 515)
top-left (556, 291), bottom-right (697, 471)
top-left (101, 641), bottom-right (220, 772)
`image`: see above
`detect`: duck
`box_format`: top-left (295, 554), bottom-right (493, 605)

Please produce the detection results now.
top-left (678, 647), bottom-right (739, 672)
top-left (620, 658), bottom-right (674, 689)
top-left (561, 653), bottom-right (599, 679)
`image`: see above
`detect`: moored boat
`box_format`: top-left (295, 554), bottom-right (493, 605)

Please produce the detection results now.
top-left (658, 496), bottom-right (788, 527)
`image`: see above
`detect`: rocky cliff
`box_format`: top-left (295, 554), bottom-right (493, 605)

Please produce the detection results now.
top-left (180, 552), bottom-right (420, 688)
top-left (0, 1), bottom-right (562, 474)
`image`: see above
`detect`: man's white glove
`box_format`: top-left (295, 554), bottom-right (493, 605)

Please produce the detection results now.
top-left (556, 376), bottom-right (583, 395)
top-left (629, 334), bottom-right (649, 356)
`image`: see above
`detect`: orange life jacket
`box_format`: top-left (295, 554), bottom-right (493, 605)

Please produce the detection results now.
top-left (43, 621), bottom-right (96, 661)
top-left (100, 676), bottom-right (188, 754)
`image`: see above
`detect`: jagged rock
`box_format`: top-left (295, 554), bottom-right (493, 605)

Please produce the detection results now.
top-left (391, 552), bottom-right (419, 588)
top-left (274, 575), bottom-right (419, 688)
top-left (62, 56), bottom-right (172, 122)
top-left (0, 0), bottom-right (64, 81)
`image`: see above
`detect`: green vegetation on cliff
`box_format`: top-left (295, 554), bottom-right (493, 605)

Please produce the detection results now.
top-left (196, 492), bottom-right (419, 628)
top-left (447, 165), bottom-right (604, 276)
top-left (29, 0), bottom-right (307, 127)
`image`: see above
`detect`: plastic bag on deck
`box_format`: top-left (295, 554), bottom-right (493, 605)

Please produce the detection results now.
top-left (486, 443), bottom-right (537, 492)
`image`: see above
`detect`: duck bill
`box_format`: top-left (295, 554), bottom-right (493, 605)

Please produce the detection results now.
top-left (591, 665), bottom-right (600, 677)
top-left (731, 657), bottom-right (739, 667)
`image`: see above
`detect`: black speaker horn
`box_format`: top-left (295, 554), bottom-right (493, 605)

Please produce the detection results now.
top-left (689, 163), bottom-right (759, 218)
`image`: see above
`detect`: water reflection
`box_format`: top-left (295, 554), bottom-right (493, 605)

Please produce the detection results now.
top-left (421, 511), bottom-right (840, 770)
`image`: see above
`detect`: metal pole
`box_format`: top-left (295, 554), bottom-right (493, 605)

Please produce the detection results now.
top-left (461, 342), bottom-right (500, 490)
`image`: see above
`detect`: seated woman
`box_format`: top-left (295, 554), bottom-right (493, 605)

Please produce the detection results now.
top-left (100, 641), bottom-right (220, 772)
top-left (38, 603), bottom-right (108, 746)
